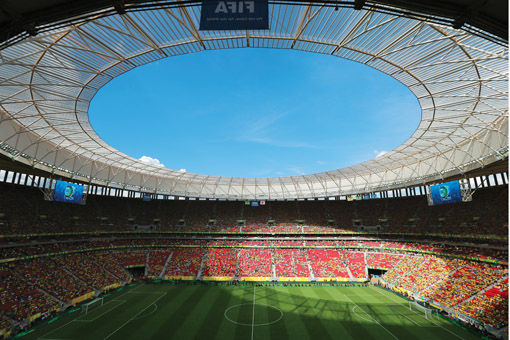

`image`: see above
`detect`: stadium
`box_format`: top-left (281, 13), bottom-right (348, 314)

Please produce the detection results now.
top-left (0, 0), bottom-right (508, 339)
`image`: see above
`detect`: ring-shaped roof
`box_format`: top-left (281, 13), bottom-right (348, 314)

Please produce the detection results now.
top-left (0, 4), bottom-right (507, 199)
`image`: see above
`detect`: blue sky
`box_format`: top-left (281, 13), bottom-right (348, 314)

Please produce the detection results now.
top-left (89, 48), bottom-right (420, 178)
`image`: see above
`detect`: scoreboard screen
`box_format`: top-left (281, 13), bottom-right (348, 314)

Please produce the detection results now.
top-left (430, 180), bottom-right (462, 205)
top-left (53, 180), bottom-right (84, 204)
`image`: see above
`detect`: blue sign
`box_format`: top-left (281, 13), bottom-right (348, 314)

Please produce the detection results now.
top-left (251, 201), bottom-right (259, 206)
top-left (200, 0), bottom-right (269, 30)
top-left (53, 180), bottom-right (84, 204)
top-left (142, 194), bottom-right (152, 202)
top-left (430, 180), bottom-right (462, 205)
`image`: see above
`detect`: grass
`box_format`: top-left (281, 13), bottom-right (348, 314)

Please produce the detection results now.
top-left (21, 283), bottom-right (482, 340)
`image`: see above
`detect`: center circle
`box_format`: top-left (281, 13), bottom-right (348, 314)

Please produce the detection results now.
top-left (224, 303), bottom-right (283, 326)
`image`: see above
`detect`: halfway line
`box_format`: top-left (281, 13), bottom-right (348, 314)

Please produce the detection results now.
top-left (251, 286), bottom-right (256, 340)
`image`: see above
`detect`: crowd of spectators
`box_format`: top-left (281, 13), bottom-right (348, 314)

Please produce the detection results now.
top-left (53, 254), bottom-right (118, 290)
top-left (366, 252), bottom-right (403, 269)
top-left (163, 249), bottom-right (204, 277)
top-left (0, 266), bottom-right (58, 323)
top-left (114, 250), bottom-right (147, 267)
top-left (0, 182), bottom-right (507, 237)
top-left (14, 258), bottom-right (92, 303)
top-left (242, 224), bottom-right (266, 233)
top-left (202, 249), bottom-right (237, 277)
top-left (273, 249), bottom-right (310, 277)
top-left (147, 250), bottom-right (172, 278)
top-left (455, 278), bottom-right (508, 329)
top-left (423, 263), bottom-right (506, 307)
top-left (237, 249), bottom-right (272, 277)
top-left (308, 249), bottom-right (349, 278)
top-left (0, 236), bottom-right (506, 268)
top-left (89, 252), bottom-right (130, 281)
top-left (382, 254), bottom-right (509, 331)
top-left (341, 251), bottom-right (366, 278)
top-left (271, 240), bottom-right (303, 247)
top-left (383, 255), bottom-right (461, 294)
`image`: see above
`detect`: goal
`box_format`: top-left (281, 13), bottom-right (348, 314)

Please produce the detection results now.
top-left (81, 297), bottom-right (104, 314)
top-left (409, 301), bottom-right (433, 320)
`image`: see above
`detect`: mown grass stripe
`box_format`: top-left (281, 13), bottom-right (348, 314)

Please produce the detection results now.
top-left (291, 287), bottom-right (332, 340)
top-left (272, 287), bottom-right (310, 340)
top-left (192, 287), bottom-right (236, 339)
top-left (233, 287), bottom-right (254, 340)
top-left (165, 286), bottom-right (220, 339)
top-left (267, 287), bottom-right (289, 340)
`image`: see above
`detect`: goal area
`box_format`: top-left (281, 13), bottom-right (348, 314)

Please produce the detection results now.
top-left (81, 297), bottom-right (104, 314)
top-left (409, 301), bottom-right (433, 320)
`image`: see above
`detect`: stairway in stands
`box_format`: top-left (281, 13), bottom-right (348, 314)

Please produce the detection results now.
top-left (305, 250), bottom-right (315, 280)
top-left (159, 250), bottom-right (174, 279)
top-left (453, 274), bottom-right (509, 308)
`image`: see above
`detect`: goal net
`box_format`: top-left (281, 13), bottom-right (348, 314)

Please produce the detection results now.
top-left (81, 297), bottom-right (104, 314)
top-left (409, 301), bottom-right (433, 320)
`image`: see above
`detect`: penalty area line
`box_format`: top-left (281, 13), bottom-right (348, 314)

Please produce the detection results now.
top-left (103, 292), bottom-right (166, 340)
top-left (37, 284), bottom-right (146, 340)
top-left (369, 286), bottom-right (467, 340)
top-left (344, 294), bottom-right (400, 340)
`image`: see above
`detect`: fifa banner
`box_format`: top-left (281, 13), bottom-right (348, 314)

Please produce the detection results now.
top-left (53, 180), bottom-right (84, 204)
top-left (199, 0), bottom-right (269, 30)
top-left (430, 180), bottom-right (462, 205)
top-left (241, 277), bottom-right (271, 282)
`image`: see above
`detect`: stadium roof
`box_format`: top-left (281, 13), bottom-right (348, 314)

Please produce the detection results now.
top-left (0, 1), bottom-right (507, 199)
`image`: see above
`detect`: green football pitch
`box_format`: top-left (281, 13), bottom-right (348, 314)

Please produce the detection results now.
top-left (22, 283), bottom-right (481, 340)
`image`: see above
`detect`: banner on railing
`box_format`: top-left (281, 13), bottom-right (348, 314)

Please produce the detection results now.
top-left (279, 277), bottom-right (308, 282)
top-left (241, 277), bottom-right (271, 282)
top-left (164, 275), bottom-right (194, 281)
top-left (202, 276), bottom-right (232, 281)
top-left (71, 291), bottom-right (94, 305)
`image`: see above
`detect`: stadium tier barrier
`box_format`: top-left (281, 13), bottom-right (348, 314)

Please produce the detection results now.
top-left (0, 230), bottom-right (506, 241)
top-left (164, 276), bottom-right (195, 281)
top-left (201, 276), bottom-right (232, 281)
top-left (279, 277), bottom-right (309, 282)
top-left (240, 277), bottom-right (271, 282)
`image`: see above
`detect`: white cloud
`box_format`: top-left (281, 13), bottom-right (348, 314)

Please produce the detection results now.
top-left (374, 150), bottom-right (388, 158)
top-left (237, 111), bottom-right (321, 149)
top-left (288, 167), bottom-right (306, 175)
top-left (179, 169), bottom-right (187, 173)
top-left (139, 156), bottom-right (165, 167)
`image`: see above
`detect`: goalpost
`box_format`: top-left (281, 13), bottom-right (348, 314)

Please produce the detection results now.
top-left (81, 297), bottom-right (104, 314)
top-left (409, 301), bottom-right (433, 320)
